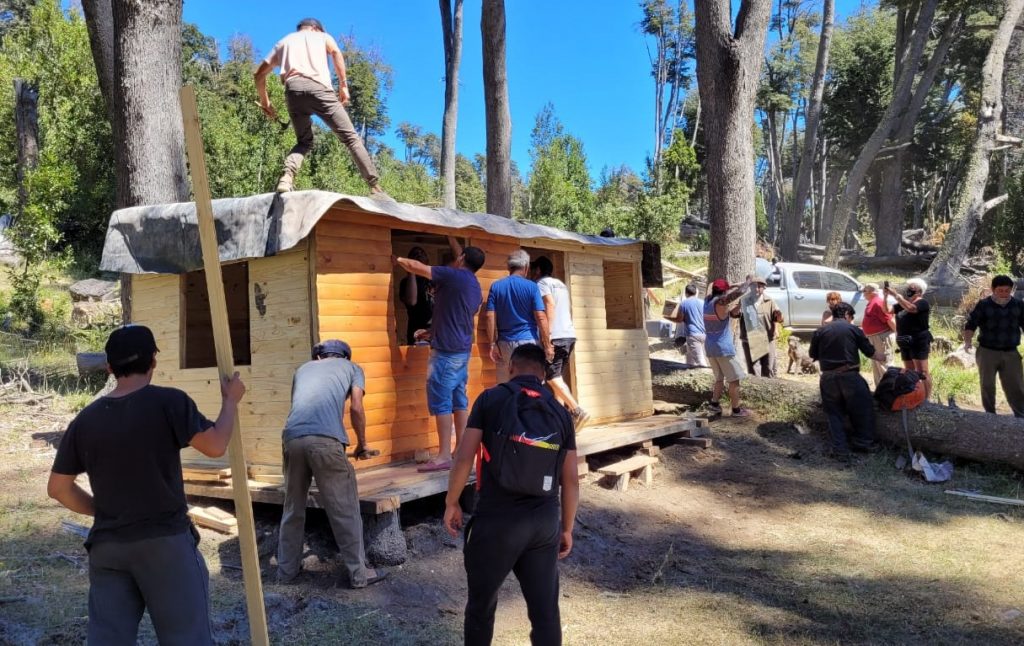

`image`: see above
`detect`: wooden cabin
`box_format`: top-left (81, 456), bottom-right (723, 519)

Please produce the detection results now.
top-left (101, 191), bottom-right (687, 510)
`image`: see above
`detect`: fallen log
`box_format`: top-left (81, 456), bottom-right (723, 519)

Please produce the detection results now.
top-left (799, 253), bottom-right (934, 271)
top-left (650, 359), bottom-right (1024, 472)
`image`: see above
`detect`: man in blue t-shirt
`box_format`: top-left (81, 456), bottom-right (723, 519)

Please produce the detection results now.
top-left (668, 283), bottom-right (709, 367)
top-left (394, 237), bottom-right (486, 472)
top-left (486, 249), bottom-right (552, 383)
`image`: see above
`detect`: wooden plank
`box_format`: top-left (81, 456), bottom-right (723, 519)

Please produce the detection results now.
top-left (315, 219), bottom-right (392, 242)
top-left (180, 86), bottom-right (268, 645)
top-left (596, 455), bottom-right (658, 477)
top-left (944, 490), bottom-right (1024, 507)
top-left (188, 505), bottom-right (238, 534)
top-left (576, 416), bottom-right (696, 456)
top-left (315, 272), bottom-right (392, 287)
top-left (676, 437), bottom-right (712, 448)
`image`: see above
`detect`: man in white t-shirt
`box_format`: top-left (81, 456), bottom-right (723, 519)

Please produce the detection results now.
top-left (254, 18), bottom-right (386, 196)
top-left (531, 256), bottom-right (591, 430)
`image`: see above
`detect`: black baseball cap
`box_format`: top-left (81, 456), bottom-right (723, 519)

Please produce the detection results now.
top-left (105, 325), bottom-right (159, 367)
top-left (313, 339), bottom-right (351, 360)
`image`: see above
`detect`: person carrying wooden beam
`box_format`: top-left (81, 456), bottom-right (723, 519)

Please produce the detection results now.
top-left (47, 325), bottom-right (246, 645)
top-left (254, 17), bottom-right (388, 197)
top-left (275, 339), bottom-right (387, 587)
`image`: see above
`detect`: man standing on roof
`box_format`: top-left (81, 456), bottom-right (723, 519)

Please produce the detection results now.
top-left (254, 18), bottom-right (387, 197)
top-left (704, 277), bottom-right (754, 417)
top-left (277, 340), bottom-right (388, 588)
top-left (738, 276), bottom-right (783, 377)
top-left (487, 250), bottom-right (552, 384)
top-left (47, 326), bottom-right (246, 645)
top-left (531, 255), bottom-right (590, 429)
top-left (394, 237), bottom-right (486, 472)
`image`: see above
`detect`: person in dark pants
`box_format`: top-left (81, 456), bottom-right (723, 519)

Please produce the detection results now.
top-left (809, 303), bottom-right (886, 462)
top-left (47, 325), bottom-right (246, 645)
top-left (444, 344), bottom-right (580, 646)
top-left (276, 340), bottom-right (387, 587)
top-left (254, 17), bottom-right (387, 196)
top-left (399, 246), bottom-right (434, 345)
top-left (963, 274), bottom-right (1024, 417)
top-left (887, 277), bottom-right (933, 400)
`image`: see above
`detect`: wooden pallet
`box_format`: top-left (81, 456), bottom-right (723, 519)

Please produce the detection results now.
top-left (596, 455), bottom-right (658, 492)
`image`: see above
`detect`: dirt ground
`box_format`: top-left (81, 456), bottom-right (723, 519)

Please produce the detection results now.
top-left (3, 374), bottom-right (1024, 645)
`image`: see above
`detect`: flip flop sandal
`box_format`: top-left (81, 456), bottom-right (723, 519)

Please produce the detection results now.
top-left (416, 460), bottom-right (452, 473)
top-left (354, 448), bottom-right (381, 460)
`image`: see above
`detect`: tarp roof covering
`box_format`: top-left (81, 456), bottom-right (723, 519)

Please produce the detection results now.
top-left (99, 190), bottom-right (635, 274)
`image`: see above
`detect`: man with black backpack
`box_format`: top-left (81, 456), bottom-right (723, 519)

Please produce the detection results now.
top-left (444, 344), bottom-right (580, 646)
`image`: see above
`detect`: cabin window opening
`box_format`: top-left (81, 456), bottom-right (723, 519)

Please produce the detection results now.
top-left (181, 262), bottom-right (251, 369)
top-left (391, 230), bottom-right (460, 346)
top-left (603, 260), bottom-right (641, 330)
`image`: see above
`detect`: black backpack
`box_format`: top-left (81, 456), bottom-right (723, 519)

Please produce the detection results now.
top-left (874, 367), bottom-right (923, 410)
top-left (476, 382), bottom-right (569, 498)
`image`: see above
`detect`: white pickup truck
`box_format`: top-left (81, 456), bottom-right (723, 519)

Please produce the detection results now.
top-left (755, 259), bottom-right (868, 330)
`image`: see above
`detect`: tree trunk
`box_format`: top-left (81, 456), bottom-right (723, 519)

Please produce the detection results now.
top-left (650, 361), bottom-right (1024, 472)
top-left (694, 0), bottom-right (772, 282)
top-left (925, 0), bottom-right (1024, 286)
top-left (83, 0), bottom-right (190, 323)
top-left (874, 12), bottom-right (962, 257)
top-left (13, 79), bottom-right (39, 224)
top-left (439, 0), bottom-right (463, 209)
top-left (481, 0), bottom-right (512, 217)
top-left (1004, 10), bottom-right (1024, 165)
top-left (781, 0), bottom-right (834, 261)
top-left (822, 0), bottom-right (939, 267)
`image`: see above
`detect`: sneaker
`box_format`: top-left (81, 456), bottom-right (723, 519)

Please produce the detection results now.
top-left (730, 407), bottom-right (754, 418)
top-left (275, 174), bottom-right (293, 193)
top-left (707, 401), bottom-right (723, 412)
top-left (572, 407), bottom-right (591, 431)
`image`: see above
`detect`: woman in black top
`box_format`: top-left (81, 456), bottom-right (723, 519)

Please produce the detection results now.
top-left (885, 277), bottom-right (932, 400)
top-left (399, 246), bottom-right (434, 345)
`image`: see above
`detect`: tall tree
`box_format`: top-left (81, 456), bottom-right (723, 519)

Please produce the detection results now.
top-left (872, 7), bottom-right (962, 256)
top-left (439, 0), bottom-right (463, 208)
top-left (640, 0), bottom-right (694, 192)
top-left (926, 0), bottom-right (1024, 285)
top-left (482, 0), bottom-right (511, 217)
top-left (82, 0), bottom-right (190, 321)
top-left (780, 0), bottom-right (834, 261)
top-left (694, 0), bottom-right (772, 282)
top-left (822, 0), bottom-right (940, 267)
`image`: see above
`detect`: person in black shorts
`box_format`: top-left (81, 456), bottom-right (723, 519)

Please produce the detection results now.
top-left (47, 325), bottom-right (246, 645)
top-left (886, 277), bottom-right (932, 400)
top-left (444, 344), bottom-right (580, 645)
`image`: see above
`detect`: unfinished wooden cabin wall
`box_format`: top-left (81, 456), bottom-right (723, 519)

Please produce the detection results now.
top-left (131, 245), bottom-right (313, 468)
top-left (315, 207), bottom-right (519, 469)
top-left (565, 250), bottom-right (653, 423)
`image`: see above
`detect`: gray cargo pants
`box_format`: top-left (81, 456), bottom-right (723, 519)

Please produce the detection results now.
top-left (976, 346), bottom-right (1024, 417)
top-left (87, 530), bottom-right (212, 646)
top-left (282, 76), bottom-right (379, 188)
top-left (278, 435), bottom-right (370, 586)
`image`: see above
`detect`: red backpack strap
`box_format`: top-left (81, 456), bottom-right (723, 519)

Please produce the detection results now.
top-left (474, 443), bottom-right (490, 491)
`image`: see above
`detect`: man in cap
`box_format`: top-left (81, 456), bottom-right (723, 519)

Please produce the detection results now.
top-left (48, 325), bottom-right (246, 645)
top-left (276, 340), bottom-right (387, 587)
top-left (254, 18), bottom-right (387, 196)
top-left (738, 276), bottom-right (784, 377)
top-left (704, 276), bottom-right (754, 417)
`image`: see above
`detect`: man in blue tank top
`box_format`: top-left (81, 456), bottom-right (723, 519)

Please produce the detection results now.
top-left (704, 277), bottom-right (754, 417)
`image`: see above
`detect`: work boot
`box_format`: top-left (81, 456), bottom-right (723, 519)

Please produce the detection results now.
top-left (275, 173), bottom-right (294, 193)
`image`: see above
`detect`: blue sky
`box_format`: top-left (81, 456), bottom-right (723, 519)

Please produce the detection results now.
top-left (182, 0), bottom-right (870, 179)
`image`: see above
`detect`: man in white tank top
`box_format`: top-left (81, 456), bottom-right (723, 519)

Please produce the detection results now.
top-left (254, 18), bottom-right (387, 197)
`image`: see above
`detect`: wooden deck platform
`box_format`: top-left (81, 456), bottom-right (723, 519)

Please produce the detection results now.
top-left (183, 414), bottom-right (700, 515)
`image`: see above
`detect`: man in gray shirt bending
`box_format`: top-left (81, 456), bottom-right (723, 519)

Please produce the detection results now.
top-left (277, 340), bottom-right (387, 587)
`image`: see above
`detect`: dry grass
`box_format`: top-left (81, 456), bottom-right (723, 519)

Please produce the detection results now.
top-left (2, 390), bottom-right (1024, 645)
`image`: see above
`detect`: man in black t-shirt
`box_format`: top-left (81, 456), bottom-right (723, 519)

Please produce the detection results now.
top-left (47, 326), bottom-right (245, 646)
top-left (444, 344), bottom-right (580, 646)
top-left (399, 246), bottom-right (434, 345)
top-left (810, 303), bottom-right (886, 463)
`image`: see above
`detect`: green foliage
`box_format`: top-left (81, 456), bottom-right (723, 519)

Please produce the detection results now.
top-left (997, 167), bottom-right (1024, 273)
top-left (454, 154), bottom-right (486, 213)
top-left (525, 103), bottom-right (597, 232)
